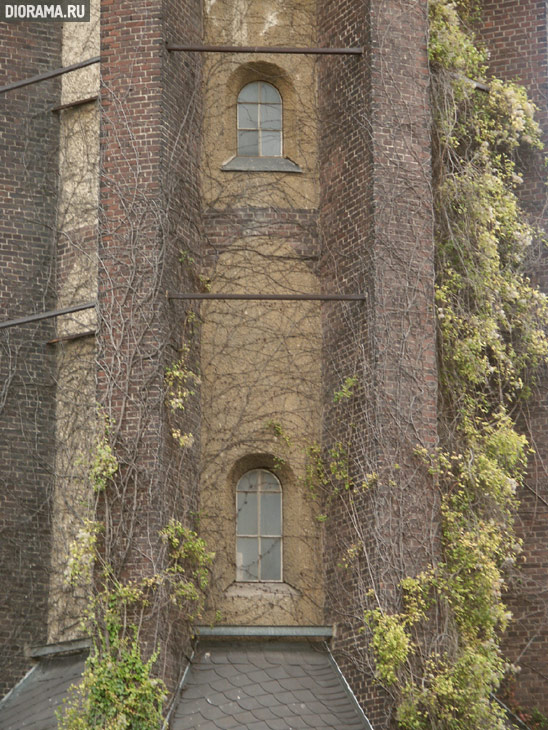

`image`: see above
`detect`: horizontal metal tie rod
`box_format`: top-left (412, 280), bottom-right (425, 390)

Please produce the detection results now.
top-left (0, 301), bottom-right (96, 330)
top-left (166, 43), bottom-right (363, 55)
top-left (169, 293), bottom-right (365, 301)
top-left (46, 329), bottom-right (96, 345)
top-left (472, 79), bottom-right (489, 93)
top-left (51, 95), bottom-right (99, 112)
top-left (445, 71), bottom-right (489, 93)
top-left (0, 56), bottom-right (100, 94)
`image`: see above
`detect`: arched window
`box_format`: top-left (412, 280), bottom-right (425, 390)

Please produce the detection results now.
top-left (237, 81), bottom-right (282, 158)
top-left (236, 468), bottom-right (282, 581)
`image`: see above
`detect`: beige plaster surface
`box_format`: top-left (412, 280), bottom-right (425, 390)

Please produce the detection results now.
top-left (61, 0), bottom-right (100, 104)
top-left (202, 0), bottom-right (318, 209)
top-left (48, 6), bottom-right (99, 641)
top-left (57, 102), bottom-right (100, 242)
top-left (48, 338), bottom-right (96, 642)
top-left (199, 237), bottom-right (324, 625)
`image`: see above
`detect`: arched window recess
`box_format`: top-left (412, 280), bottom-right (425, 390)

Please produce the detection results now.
top-left (222, 80), bottom-right (301, 173)
top-left (236, 468), bottom-right (282, 582)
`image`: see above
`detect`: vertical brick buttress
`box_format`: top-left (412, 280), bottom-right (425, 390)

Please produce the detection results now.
top-left (0, 21), bottom-right (61, 697)
top-left (480, 0), bottom-right (548, 714)
top-left (318, 0), bottom-right (437, 726)
top-left (98, 0), bottom-right (202, 691)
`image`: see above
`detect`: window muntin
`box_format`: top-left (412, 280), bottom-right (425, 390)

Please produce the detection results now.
top-left (237, 81), bottom-right (282, 158)
top-left (236, 468), bottom-right (282, 581)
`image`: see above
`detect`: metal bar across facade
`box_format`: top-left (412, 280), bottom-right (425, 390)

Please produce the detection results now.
top-left (51, 95), bottom-right (99, 112)
top-left (46, 329), bottom-right (96, 345)
top-left (472, 79), bottom-right (489, 93)
top-left (166, 43), bottom-right (363, 55)
top-left (0, 302), bottom-right (96, 331)
top-left (0, 56), bottom-right (100, 94)
top-left (169, 293), bottom-right (365, 301)
top-left (0, 43), bottom-right (361, 95)
top-left (0, 44), bottom-right (362, 96)
top-left (448, 72), bottom-right (489, 93)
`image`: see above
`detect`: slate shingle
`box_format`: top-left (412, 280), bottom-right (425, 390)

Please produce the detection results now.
top-left (0, 653), bottom-right (85, 730)
top-left (170, 640), bottom-right (372, 730)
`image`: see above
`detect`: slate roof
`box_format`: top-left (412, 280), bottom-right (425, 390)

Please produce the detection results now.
top-left (170, 640), bottom-right (373, 730)
top-left (0, 651), bottom-right (85, 730)
top-left (0, 638), bottom-right (373, 730)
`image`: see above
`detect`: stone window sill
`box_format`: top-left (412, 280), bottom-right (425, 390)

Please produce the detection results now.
top-left (226, 581), bottom-right (300, 598)
top-left (221, 156), bottom-right (302, 173)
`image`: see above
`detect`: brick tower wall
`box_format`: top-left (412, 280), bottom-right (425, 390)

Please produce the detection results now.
top-left (318, 0), bottom-right (437, 726)
top-left (480, 0), bottom-right (548, 715)
top-left (0, 22), bottom-right (61, 697)
top-left (98, 0), bottom-right (202, 691)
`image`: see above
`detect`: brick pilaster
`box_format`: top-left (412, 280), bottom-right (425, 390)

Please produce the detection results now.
top-left (319, 0), bottom-right (437, 725)
top-left (98, 0), bottom-right (202, 691)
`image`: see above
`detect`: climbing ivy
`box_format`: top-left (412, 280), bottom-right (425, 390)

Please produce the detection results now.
top-left (58, 518), bottom-right (213, 730)
top-left (59, 407), bottom-right (213, 730)
top-left (165, 348), bottom-right (200, 449)
top-left (364, 1), bottom-right (548, 727)
top-left (58, 579), bottom-right (168, 730)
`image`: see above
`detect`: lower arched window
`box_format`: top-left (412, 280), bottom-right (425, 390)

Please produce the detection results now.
top-left (236, 469), bottom-right (282, 581)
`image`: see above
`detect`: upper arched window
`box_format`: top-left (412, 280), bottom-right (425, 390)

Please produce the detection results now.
top-left (236, 468), bottom-right (282, 581)
top-left (237, 81), bottom-right (282, 158)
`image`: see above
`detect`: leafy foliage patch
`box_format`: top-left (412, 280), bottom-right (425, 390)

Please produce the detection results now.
top-left (364, 1), bottom-right (548, 727)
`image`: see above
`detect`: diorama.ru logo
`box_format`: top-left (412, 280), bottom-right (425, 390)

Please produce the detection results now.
top-left (1, 1), bottom-right (89, 21)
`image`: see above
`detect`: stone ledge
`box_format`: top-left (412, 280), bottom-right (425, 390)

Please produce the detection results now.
top-left (221, 156), bottom-right (302, 173)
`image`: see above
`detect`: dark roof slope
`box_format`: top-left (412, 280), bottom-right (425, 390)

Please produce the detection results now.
top-left (0, 652), bottom-right (85, 730)
top-left (170, 640), bottom-right (373, 730)
top-left (0, 639), bottom-right (373, 730)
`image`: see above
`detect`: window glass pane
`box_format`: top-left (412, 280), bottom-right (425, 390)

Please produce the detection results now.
top-left (238, 130), bottom-right (259, 156)
top-left (237, 537), bottom-right (259, 581)
top-left (261, 102), bottom-right (282, 130)
top-left (260, 492), bottom-right (281, 535)
top-left (238, 103), bottom-right (258, 129)
top-left (236, 470), bottom-right (282, 582)
top-left (237, 492), bottom-right (258, 535)
top-left (260, 82), bottom-right (281, 103)
top-left (260, 131), bottom-right (282, 157)
top-left (260, 538), bottom-right (281, 581)
top-left (238, 471), bottom-right (259, 491)
top-left (260, 470), bottom-right (280, 491)
top-left (238, 81), bottom-right (259, 103)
